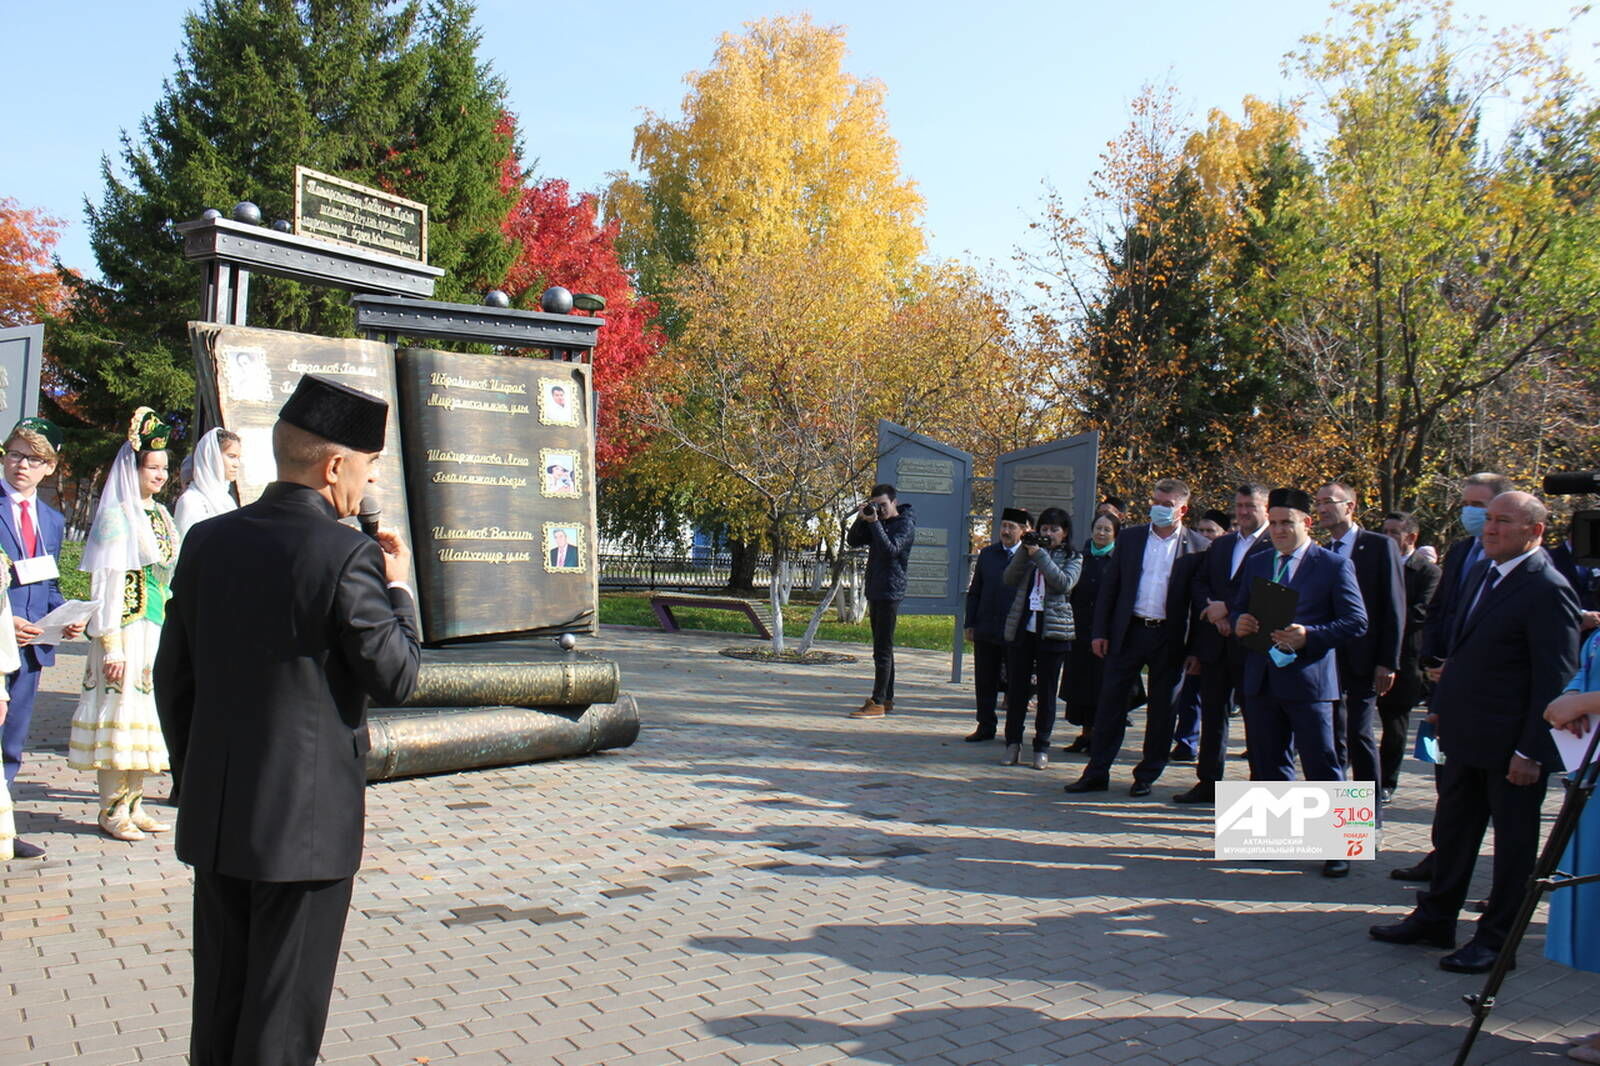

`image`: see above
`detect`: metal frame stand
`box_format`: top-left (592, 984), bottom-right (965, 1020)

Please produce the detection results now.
top-left (1455, 723), bottom-right (1600, 1064)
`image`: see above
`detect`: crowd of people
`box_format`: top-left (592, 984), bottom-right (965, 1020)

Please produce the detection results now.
top-left (847, 472), bottom-right (1600, 1008)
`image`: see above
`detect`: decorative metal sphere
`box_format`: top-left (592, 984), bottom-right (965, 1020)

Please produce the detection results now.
top-left (201, 208), bottom-right (222, 221)
top-left (540, 286), bottom-right (573, 314)
top-left (572, 292), bottom-right (607, 313)
top-left (557, 633), bottom-right (577, 651)
top-left (271, 219), bottom-right (292, 233)
top-left (483, 289), bottom-right (511, 308)
top-left (231, 201), bottom-right (262, 225)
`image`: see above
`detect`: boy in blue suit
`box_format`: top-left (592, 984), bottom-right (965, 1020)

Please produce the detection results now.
top-left (0, 418), bottom-right (84, 860)
top-left (1233, 487), bottom-right (1368, 876)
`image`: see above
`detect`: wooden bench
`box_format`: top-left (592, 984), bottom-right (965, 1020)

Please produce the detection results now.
top-left (649, 593), bottom-right (774, 639)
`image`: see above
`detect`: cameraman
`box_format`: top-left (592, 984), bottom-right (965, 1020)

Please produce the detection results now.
top-left (846, 484), bottom-right (917, 719)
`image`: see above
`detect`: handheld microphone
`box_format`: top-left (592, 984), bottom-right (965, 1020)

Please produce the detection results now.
top-left (357, 496), bottom-right (382, 540)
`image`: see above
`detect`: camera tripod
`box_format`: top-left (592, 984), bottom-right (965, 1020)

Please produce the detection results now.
top-left (1455, 722), bottom-right (1600, 1065)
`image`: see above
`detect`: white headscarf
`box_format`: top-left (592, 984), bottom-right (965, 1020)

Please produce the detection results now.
top-left (81, 440), bottom-right (164, 575)
top-left (175, 427), bottom-right (238, 536)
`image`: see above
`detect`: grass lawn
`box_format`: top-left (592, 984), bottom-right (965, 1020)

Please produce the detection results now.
top-left (599, 591), bottom-right (969, 652)
top-left (59, 540), bottom-right (90, 601)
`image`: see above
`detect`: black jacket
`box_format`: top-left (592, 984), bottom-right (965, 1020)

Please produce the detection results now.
top-left (846, 502), bottom-right (917, 602)
top-left (1549, 541), bottom-right (1600, 612)
top-left (965, 541), bottom-right (1020, 643)
top-left (1430, 549), bottom-right (1578, 769)
top-left (1333, 527), bottom-right (1407, 683)
top-left (1397, 551), bottom-right (1443, 676)
top-left (155, 482), bottom-right (422, 882)
top-left (1092, 523), bottom-right (1211, 658)
top-left (1188, 527), bottom-right (1272, 664)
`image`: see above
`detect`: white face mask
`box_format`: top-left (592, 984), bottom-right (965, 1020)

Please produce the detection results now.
top-left (1149, 504), bottom-right (1177, 527)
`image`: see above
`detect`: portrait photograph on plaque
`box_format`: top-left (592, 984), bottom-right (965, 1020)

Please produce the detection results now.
top-left (545, 524), bottom-right (584, 570)
top-left (540, 379), bottom-right (581, 426)
top-left (540, 449), bottom-right (580, 497)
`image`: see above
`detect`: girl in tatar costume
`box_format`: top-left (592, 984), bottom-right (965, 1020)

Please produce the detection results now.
top-left (69, 408), bottom-right (179, 841)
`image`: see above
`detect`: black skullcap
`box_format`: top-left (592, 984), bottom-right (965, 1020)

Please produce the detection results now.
top-left (1001, 507), bottom-right (1032, 526)
top-left (278, 374), bottom-right (387, 452)
top-left (1268, 487), bottom-right (1313, 514)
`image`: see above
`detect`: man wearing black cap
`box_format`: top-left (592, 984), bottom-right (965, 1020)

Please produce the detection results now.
top-left (156, 375), bottom-right (422, 1065)
top-left (1232, 487), bottom-right (1367, 877)
top-left (963, 508), bottom-right (1031, 742)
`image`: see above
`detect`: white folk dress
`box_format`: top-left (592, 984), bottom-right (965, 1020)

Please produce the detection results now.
top-left (67, 503), bottom-right (177, 773)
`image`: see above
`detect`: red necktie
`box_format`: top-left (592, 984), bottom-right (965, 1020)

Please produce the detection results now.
top-left (18, 500), bottom-right (36, 558)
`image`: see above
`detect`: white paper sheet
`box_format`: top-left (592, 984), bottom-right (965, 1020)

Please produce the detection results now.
top-left (32, 599), bottom-right (97, 645)
top-left (1550, 714), bottom-right (1600, 773)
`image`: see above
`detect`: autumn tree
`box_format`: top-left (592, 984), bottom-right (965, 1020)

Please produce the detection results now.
top-left (0, 200), bottom-right (71, 327)
top-left (608, 15), bottom-right (1005, 649)
top-left (1270, 0), bottom-right (1600, 512)
top-left (498, 133), bottom-right (663, 474)
top-left (50, 0), bottom-right (516, 468)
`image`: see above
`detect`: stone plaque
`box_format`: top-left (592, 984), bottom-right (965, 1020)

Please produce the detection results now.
top-left (396, 349), bottom-right (596, 643)
top-left (190, 322), bottom-right (416, 586)
top-left (896, 456), bottom-right (956, 495)
top-left (0, 323), bottom-right (43, 421)
top-left (995, 433), bottom-right (1099, 552)
top-left (876, 423), bottom-right (972, 615)
top-left (295, 166), bottom-right (428, 262)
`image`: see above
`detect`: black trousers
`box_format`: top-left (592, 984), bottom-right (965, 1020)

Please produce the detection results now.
top-left (1377, 669), bottom-right (1424, 790)
top-left (1004, 628), bottom-right (1070, 751)
top-left (1086, 623), bottom-right (1183, 783)
top-left (191, 870), bottom-right (354, 1066)
top-left (1415, 760), bottom-right (1547, 951)
top-left (1195, 647), bottom-right (1246, 783)
top-left (1333, 679), bottom-right (1381, 785)
top-left (868, 599), bottom-right (900, 702)
top-left (972, 637), bottom-right (1006, 730)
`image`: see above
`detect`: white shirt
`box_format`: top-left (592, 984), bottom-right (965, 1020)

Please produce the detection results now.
top-left (1230, 524), bottom-right (1268, 578)
top-left (1465, 547), bottom-right (1540, 617)
top-left (2, 480), bottom-right (41, 558)
top-left (1133, 525), bottom-right (1183, 619)
top-left (1270, 540), bottom-right (1311, 583)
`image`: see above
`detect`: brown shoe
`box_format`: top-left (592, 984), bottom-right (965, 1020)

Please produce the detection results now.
top-left (882, 700), bottom-right (894, 714)
top-left (849, 700), bottom-right (886, 719)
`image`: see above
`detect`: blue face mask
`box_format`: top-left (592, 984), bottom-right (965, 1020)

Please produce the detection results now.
top-left (1460, 505), bottom-right (1487, 537)
top-left (1149, 504), bottom-right (1177, 527)
top-left (1268, 645), bottom-right (1298, 668)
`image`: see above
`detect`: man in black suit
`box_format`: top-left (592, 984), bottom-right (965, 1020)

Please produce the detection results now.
top-left (1390, 472), bottom-right (1513, 883)
top-left (1066, 477), bottom-right (1211, 797)
top-left (1314, 482), bottom-right (1405, 790)
top-left (963, 508), bottom-right (1030, 742)
top-left (155, 375), bottom-right (423, 1065)
top-left (1370, 491), bottom-right (1579, 973)
top-left (1376, 511), bottom-right (1441, 800)
top-left (1173, 483), bottom-right (1273, 804)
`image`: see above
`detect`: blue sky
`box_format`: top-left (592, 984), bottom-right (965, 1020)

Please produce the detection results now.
top-left (2, 0), bottom-right (1594, 289)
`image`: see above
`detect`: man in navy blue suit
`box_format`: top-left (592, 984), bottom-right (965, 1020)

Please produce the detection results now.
top-left (963, 508), bottom-right (1030, 742)
top-left (1314, 482), bottom-right (1405, 790)
top-left (1370, 491), bottom-right (1579, 972)
top-left (0, 418), bottom-right (84, 860)
top-left (1173, 483), bottom-right (1273, 804)
top-left (1065, 477), bottom-right (1211, 797)
top-left (1232, 487), bottom-right (1368, 877)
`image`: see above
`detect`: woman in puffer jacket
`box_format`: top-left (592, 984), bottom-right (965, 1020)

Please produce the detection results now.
top-left (1000, 506), bottom-right (1082, 770)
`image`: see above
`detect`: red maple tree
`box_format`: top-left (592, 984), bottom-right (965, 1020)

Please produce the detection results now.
top-left (498, 120), bottom-right (663, 473)
top-left (0, 198), bottom-right (72, 327)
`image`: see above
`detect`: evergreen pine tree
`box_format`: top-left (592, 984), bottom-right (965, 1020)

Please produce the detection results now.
top-left (49, 0), bottom-right (515, 470)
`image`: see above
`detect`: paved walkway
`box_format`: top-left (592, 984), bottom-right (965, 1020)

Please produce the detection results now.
top-left (2, 626), bottom-right (1595, 1065)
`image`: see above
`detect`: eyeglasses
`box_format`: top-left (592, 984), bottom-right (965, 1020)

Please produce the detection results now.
top-left (3, 451), bottom-right (49, 469)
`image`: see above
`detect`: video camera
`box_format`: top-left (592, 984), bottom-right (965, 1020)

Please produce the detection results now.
top-left (1543, 471), bottom-right (1600, 565)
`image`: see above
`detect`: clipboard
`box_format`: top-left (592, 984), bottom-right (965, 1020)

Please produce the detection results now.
top-left (1241, 577), bottom-right (1299, 654)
